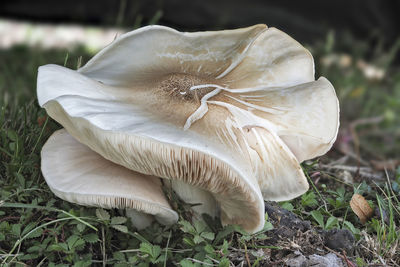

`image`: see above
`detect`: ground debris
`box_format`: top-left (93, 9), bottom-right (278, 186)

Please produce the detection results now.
top-left (252, 202), bottom-right (354, 266)
top-left (286, 251), bottom-right (344, 267)
top-left (265, 202), bottom-right (311, 233)
top-left (285, 251), bottom-right (307, 267)
top-left (320, 229), bottom-right (355, 254)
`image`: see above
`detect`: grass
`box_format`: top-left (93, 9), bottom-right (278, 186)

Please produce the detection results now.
top-left (1, 31), bottom-right (400, 266)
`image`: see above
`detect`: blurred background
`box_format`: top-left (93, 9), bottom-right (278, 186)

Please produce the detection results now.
top-left (1, 0), bottom-right (400, 45)
top-left (0, 0), bottom-right (399, 160)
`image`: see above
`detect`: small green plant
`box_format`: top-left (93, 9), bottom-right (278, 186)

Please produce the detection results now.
top-left (95, 208), bottom-right (128, 233)
top-left (368, 191), bottom-right (398, 257)
top-left (301, 191), bottom-right (319, 208)
top-left (310, 210), bottom-right (339, 230)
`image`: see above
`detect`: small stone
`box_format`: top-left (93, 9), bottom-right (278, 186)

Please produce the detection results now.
top-left (286, 252), bottom-right (307, 267)
top-left (338, 170), bottom-right (354, 184)
top-left (308, 253), bottom-right (344, 267)
top-left (322, 229), bottom-right (355, 254)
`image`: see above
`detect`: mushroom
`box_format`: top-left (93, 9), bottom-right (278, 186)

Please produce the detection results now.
top-left (41, 129), bottom-right (178, 229)
top-left (37, 25), bottom-right (339, 233)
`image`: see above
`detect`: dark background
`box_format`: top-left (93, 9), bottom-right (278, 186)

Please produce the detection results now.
top-left (1, 0), bottom-right (399, 47)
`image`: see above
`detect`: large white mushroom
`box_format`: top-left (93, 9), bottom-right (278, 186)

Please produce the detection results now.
top-left (37, 24), bottom-right (339, 233)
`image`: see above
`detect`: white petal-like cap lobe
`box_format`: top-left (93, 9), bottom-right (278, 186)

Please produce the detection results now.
top-left (41, 129), bottom-right (178, 226)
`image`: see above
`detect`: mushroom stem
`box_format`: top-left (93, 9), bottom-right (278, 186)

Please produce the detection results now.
top-left (126, 209), bottom-right (154, 230)
top-left (170, 181), bottom-right (218, 219)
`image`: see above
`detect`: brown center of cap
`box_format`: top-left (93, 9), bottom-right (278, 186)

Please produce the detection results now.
top-left (157, 73), bottom-right (220, 103)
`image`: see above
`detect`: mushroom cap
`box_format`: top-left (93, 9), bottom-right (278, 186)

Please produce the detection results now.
top-left (37, 25), bottom-right (339, 232)
top-left (41, 129), bottom-right (178, 226)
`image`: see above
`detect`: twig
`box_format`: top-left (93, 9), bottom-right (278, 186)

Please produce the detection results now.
top-left (342, 250), bottom-right (356, 267)
top-left (328, 155), bottom-right (350, 166)
top-left (350, 116), bottom-right (384, 128)
top-left (0, 216), bottom-right (20, 222)
top-left (101, 226), bottom-right (106, 267)
top-left (164, 231), bottom-right (171, 267)
top-left (378, 255), bottom-right (386, 265)
top-left (119, 248), bottom-right (193, 254)
top-left (349, 116), bottom-right (384, 167)
top-left (337, 147), bottom-right (369, 166)
top-left (321, 164), bottom-right (370, 172)
top-left (186, 258), bottom-right (215, 266)
top-left (205, 255), bottom-right (220, 264)
top-left (319, 164), bottom-right (384, 180)
top-left (323, 246), bottom-right (355, 267)
top-left (0, 254), bottom-right (20, 259)
top-left (244, 243), bottom-right (251, 267)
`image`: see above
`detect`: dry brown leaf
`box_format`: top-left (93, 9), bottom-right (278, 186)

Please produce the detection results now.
top-left (350, 194), bottom-right (373, 224)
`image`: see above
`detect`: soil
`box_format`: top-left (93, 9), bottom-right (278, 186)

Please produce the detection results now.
top-left (231, 202), bottom-right (356, 266)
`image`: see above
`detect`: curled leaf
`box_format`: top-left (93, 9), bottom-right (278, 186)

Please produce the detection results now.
top-left (350, 194), bottom-right (373, 223)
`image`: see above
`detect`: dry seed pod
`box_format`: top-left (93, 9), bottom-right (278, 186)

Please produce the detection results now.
top-left (350, 194), bottom-right (373, 223)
